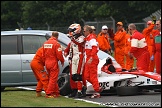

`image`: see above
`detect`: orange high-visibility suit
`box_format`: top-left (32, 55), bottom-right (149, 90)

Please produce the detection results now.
top-left (113, 30), bottom-right (127, 68)
top-left (97, 32), bottom-right (111, 53)
top-left (142, 24), bottom-right (155, 72)
top-left (43, 37), bottom-right (64, 97)
top-left (30, 47), bottom-right (48, 94)
top-left (124, 33), bottom-right (134, 70)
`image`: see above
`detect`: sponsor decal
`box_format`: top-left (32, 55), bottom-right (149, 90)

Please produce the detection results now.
top-left (152, 81), bottom-right (157, 84)
top-left (147, 78), bottom-right (150, 84)
top-left (44, 44), bottom-right (53, 48)
top-left (99, 82), bottom-right (109, 89)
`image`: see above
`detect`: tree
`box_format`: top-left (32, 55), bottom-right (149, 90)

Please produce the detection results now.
top-left (1, 1), bottom-right (161, 30)
top-left (1, 1), bottom-right (23, 30)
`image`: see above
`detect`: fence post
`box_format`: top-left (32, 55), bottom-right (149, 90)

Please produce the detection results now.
top-left (110, 16), bottom-right (115, 33)
top-left (46, 22), bottom-right (50, 30)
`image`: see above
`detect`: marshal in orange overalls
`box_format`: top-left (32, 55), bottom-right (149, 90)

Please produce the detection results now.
top-left (142, 22), bottom-right (155, 72)
top-left (124, 33), bottom-right (134, 70)
top-left (30, 47), bottom-right (48, 97)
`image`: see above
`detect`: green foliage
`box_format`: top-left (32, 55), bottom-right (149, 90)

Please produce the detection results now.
top-left (1, 1), bottom-right (22, 30)
top-left (1, 1), bottom-right (161, 30)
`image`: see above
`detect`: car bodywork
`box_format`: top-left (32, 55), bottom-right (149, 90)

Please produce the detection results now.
top-left (85, 58), bottom-right (161, 95)
top-left (58, 44), bottom-right (161, 96)
top-left (1, 30), bottom-right (70, 90)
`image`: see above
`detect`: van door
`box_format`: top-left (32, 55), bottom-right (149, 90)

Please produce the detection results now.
top-left (1, 35), bottom-right (22, 85)
top-left (21, 35), bottom-right (47, 83)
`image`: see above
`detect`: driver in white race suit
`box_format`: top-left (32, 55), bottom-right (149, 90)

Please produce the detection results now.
top-left (64, 23), bottom-right (87, 98)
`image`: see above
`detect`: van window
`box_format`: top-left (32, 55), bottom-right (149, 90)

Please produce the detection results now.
top-left (22, 35), bottom-right (47, 54)
top-left (1, 36), bottom-right (18, 54)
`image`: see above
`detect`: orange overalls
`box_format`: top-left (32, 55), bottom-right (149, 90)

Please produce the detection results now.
top-left (30, 47), bottom-right (48, 94)
top-left (113, 30), bottom-right (127, 68)
top-left (142, 24), bottom-right (155, 72)
top-left (43, 37), bottom-right (64, 96)
top-left (97, 32), bottom-right (111, 53)
top-left (124, 33), bottom-right (134, 70)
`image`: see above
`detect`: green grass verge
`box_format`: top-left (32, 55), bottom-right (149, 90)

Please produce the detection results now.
top-left (1, 87), bottom-right (105, 107)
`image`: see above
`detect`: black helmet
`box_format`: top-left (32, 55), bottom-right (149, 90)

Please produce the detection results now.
top-left (106, 57), bottom-right (112, 64)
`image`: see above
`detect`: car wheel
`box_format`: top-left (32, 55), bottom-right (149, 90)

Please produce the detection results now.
top-left (1, 87), bottom-right (5, 91)
top-left (116, 86), bottom-right (138, 96)
top-left (58, 73), bottom-right (71, 96)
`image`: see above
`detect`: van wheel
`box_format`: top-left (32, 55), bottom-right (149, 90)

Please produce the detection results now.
top-left (116, 86), bottom-right (138, 96)
top-left (58, 73), bottom-right (71, 96)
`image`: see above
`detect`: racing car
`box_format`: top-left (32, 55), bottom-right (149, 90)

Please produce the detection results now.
top-left (58, 52), bottom-right (161, 96)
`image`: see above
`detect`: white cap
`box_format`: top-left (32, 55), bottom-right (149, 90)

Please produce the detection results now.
top-left (102, 25), bottom-right (108, 29)
top-left (91, 26), bottom-right (96, 30)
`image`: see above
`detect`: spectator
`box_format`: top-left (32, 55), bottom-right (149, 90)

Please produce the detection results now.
top-left (128, 23), bottom-right (150, 72)
top-left (97, 25), bottom-right (112, 54)
top-left (142, 20), bottom-right (156, 72)
top-left (152, 20), bottom-right (161, 75)
top-left (91, 26), bottom-right (97, 37)
top-left (113, 22), bottom-right (127, 69)
top-left (30, 47), bottom-right (48, 97)
top-left (64, 23), bottom-right (86, 98)
top-left (42, 31), bottom-right (65, 98)
top-left (83, 25), bottom-right (103, 99)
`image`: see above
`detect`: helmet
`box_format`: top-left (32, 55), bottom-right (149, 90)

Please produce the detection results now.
top-left (68, 23), bottom-right (81, 37)
top-left (106, 57), bottom-right (112, 64)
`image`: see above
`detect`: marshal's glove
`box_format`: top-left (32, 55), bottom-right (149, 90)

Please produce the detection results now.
top-left (152, 16), bottom-right (157, 24)
top-left (72, 74), bottom-right (82, 81)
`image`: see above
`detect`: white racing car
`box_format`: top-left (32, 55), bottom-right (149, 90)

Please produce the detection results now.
top-left (58, 50), bottom-right (161, 97)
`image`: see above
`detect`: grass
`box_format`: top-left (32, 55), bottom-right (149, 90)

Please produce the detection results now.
top-left (1, 87), bottom-right (105, 107)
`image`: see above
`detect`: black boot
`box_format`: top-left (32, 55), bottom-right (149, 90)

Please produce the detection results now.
top-left (75, 91), bottom-right (83, 98)
top-left (82, 86), bottom-right (87, 97)
top-left (68, 89), bottom-right (77, 98)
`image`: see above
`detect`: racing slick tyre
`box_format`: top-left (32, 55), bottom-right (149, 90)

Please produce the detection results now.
top-left (116, 86), bottom-right (138, 96)
top-left (58, 73), bottom-right (72, 96)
